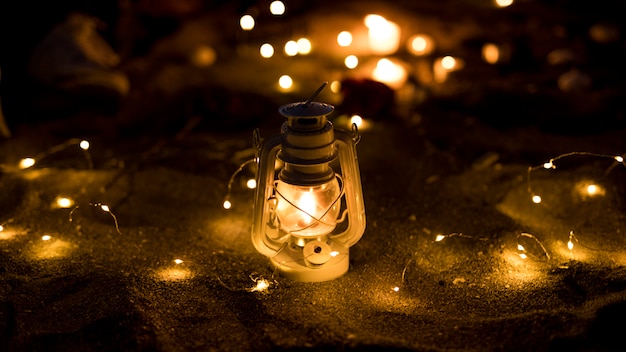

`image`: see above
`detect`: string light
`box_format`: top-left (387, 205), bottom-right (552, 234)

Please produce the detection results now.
top-left (527, 151), bottom-right (625, 204)
top-left (223, 158), bottom-right (256, 210)
top-left (69, 203), bottom-right (122, 235)
top-left (432, 232), bottom-right (488, 243)
top-left (13, 138), bottom-right (93, 170)
top-left (515, 233), bottom-right (550, 261)
top-left (41, 235), bottom-right (52, 241)
top-left (174, 259), bottom-right (184, 264)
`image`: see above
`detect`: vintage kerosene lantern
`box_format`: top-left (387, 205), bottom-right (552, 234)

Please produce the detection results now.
top-left (252, 83), bottom-right (366, 282)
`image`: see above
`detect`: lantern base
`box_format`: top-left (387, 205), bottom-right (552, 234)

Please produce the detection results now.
top-left (269, 241), bottom-right (350, 282)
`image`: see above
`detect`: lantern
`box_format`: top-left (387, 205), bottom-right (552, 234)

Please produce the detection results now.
top-left (252, 83), bottom-right (366, 282)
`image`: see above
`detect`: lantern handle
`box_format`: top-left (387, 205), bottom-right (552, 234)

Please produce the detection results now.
top-left (351, 123), bottom-right (361, 145)
top-left (304, 81), bottom-right (328, 106)
top-left (253, 128), bottom-right (262, 151)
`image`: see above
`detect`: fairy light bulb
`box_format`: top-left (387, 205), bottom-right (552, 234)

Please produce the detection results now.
top-left (435, 234), bottom-right (446, 242)
top-left (615, 155), bottom-right (624, 163)
top-left (269, 1), bottom-right (285, 15)
top-left (246, 179), bottom-right (257, 189)
top-left (543, 161), bottom-right (554, 169)
top-left (297, 38), bottom-right (312, 55)
top-left (79, 140), bottom-right (90, 150)
top-left (174, 259), bottom-right (184, 265)
top-left (532, 195), bottom-right (542, 204)
top-left (240, 15), bottom-right (255, 30)
top-left (284, 40), bottom-right (298, 56)
top-left (337, 31), bottom-right (353, 47)
top-left (223, 200), bottom-right (232, 210)
top-left (252, 82), bottom-right (366, 282)
top-left (19, 158), bottom-right (36, 169)
top-left (344, 55), bottom-right (358, 69)
top-left (260, 43), bottom-right (274, 58)
top-left (350, 115), bottom-right (363, 128)
top-left (55, 196), bottom-right (74, 208)
top-left (42, 235), bottom-right (52, 241)
top-left (278, 75), bottom-right (293, 90)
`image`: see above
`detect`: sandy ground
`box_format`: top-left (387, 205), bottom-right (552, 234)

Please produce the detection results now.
top-left (1, 1), bottom-right (626, 351)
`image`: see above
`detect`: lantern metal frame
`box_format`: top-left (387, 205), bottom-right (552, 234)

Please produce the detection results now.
top-left (251, 91), bottom-right (365, 282)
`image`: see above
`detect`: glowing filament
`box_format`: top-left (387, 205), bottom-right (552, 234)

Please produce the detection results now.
top-left (337, 31), bottom-right (353, 47)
